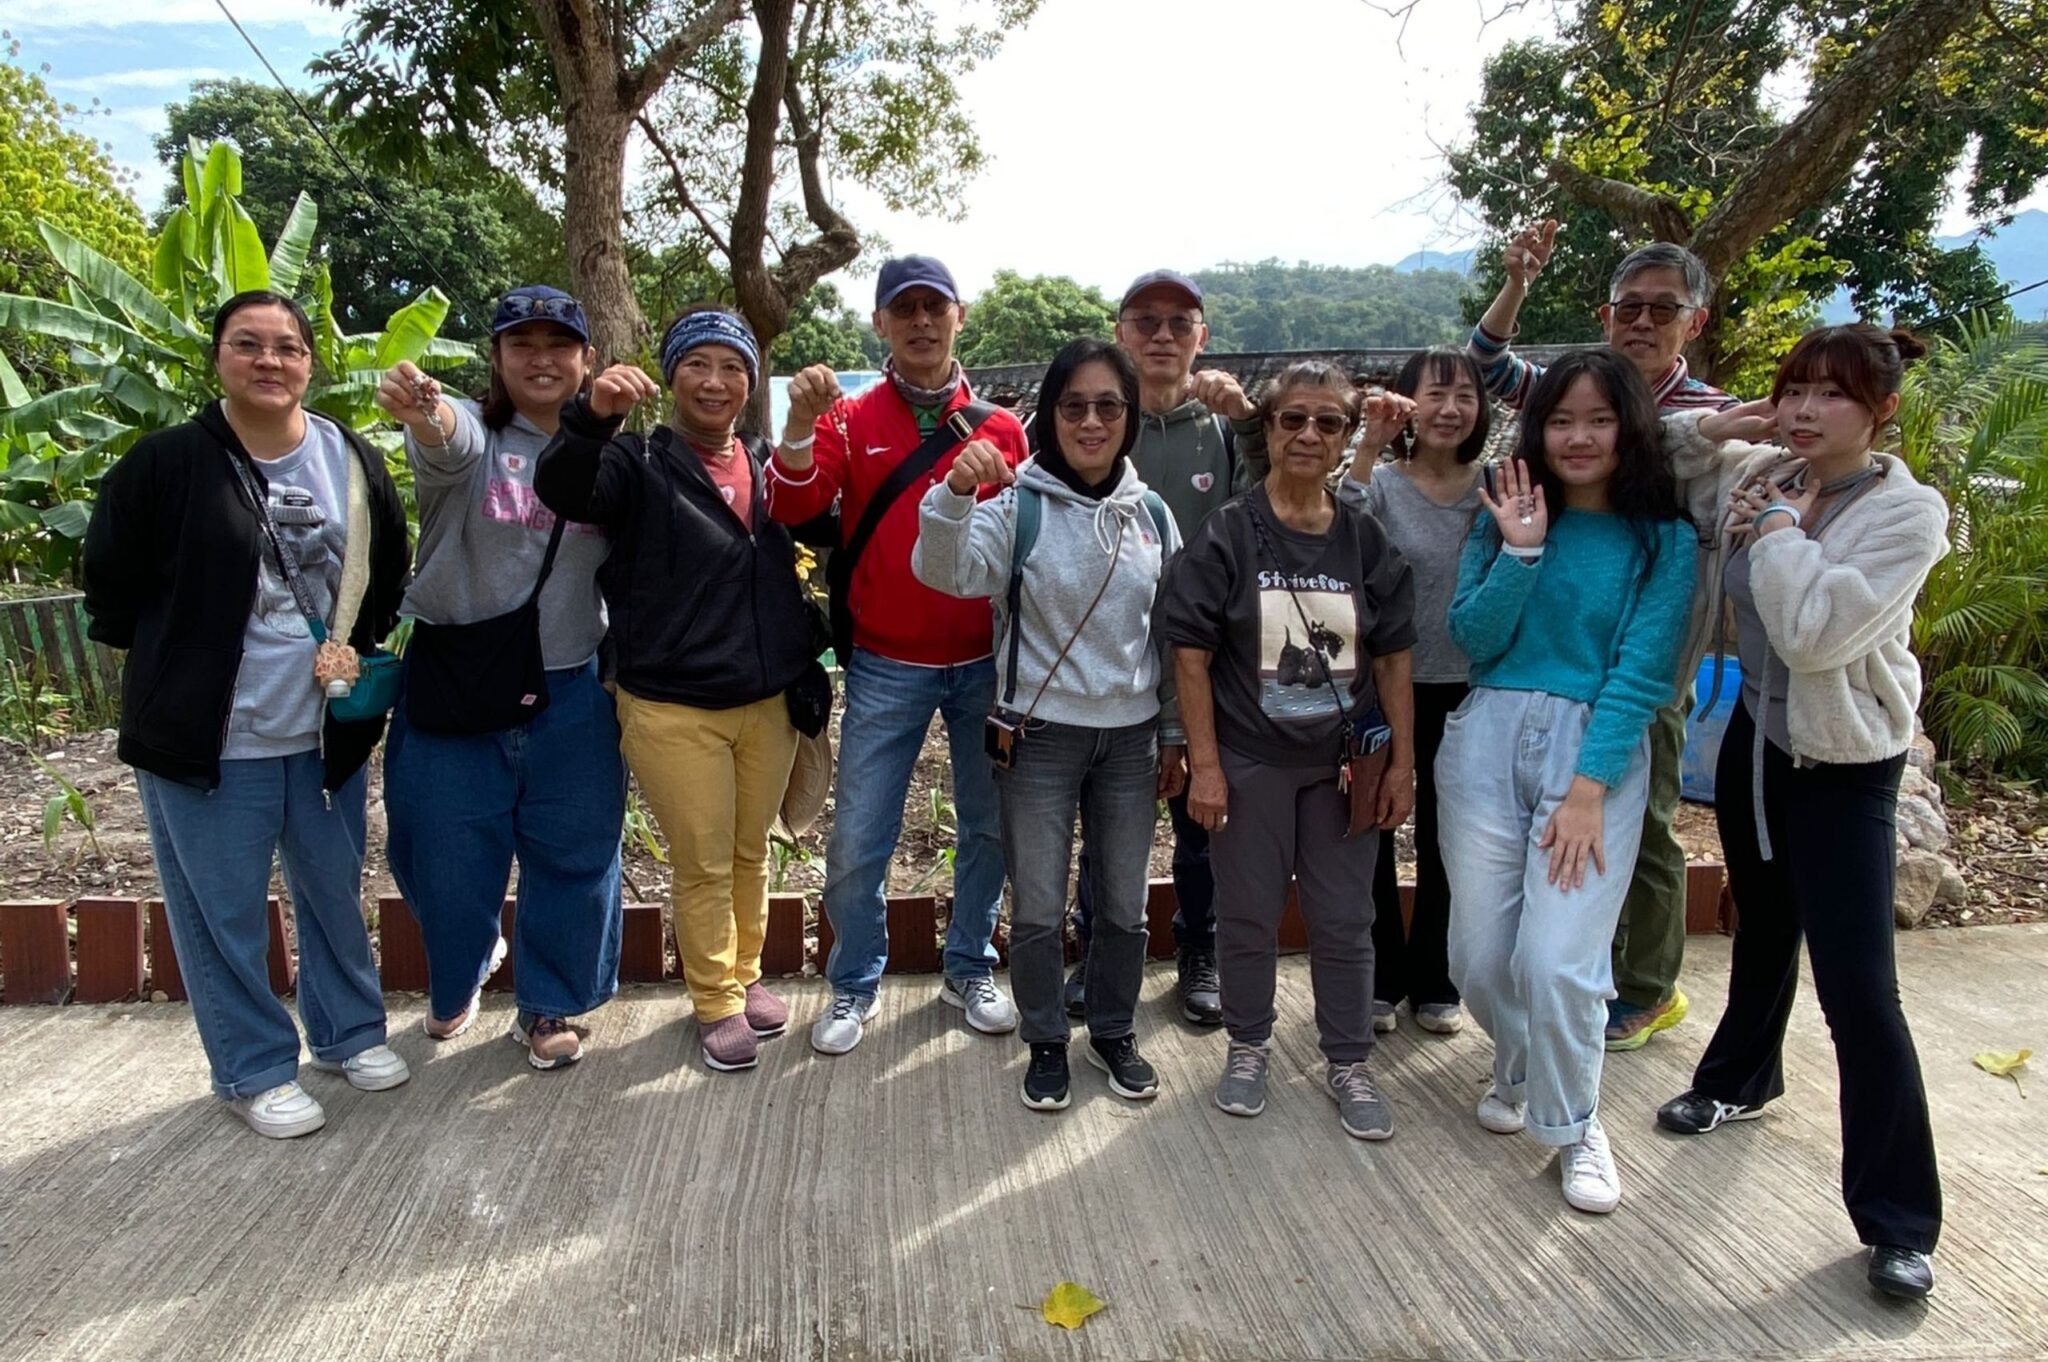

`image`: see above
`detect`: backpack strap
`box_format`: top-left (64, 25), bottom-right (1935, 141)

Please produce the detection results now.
top-left (1213, 412), bottom-right (1238, 487)
top-left (1001, 486), bottom-right (1041, 707)
top-left (1140, 490), bottom-right (1170, 550)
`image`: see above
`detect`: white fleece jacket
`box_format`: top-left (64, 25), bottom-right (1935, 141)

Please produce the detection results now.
top-left (910, 458), bottom-right (1183, 742)
top-left (1662, 409), bottom-right (1950, 765)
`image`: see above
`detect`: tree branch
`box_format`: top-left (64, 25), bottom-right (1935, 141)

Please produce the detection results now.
top-left (618, 0), bottom-right (746, 114)
top-left (1546, 159), bottom-right (1696, 242)
top-left (636, 114), bottom-right (733, 257)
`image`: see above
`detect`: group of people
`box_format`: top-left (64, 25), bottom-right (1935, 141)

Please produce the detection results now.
top-left (81, 227), bottom-right (1950, 1301)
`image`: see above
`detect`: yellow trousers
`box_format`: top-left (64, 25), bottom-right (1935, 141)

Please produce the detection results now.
top-left (616, 690), bottom-right (798, 1023)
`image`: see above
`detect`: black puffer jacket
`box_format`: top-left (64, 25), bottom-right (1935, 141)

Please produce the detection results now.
top-left (535, 395), bottom-right (815, 710)
top-left (81, 401), bottom-right (411, 790)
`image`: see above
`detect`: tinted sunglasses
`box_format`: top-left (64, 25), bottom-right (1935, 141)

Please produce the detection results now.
top-left (502, 294), bottom-right (584, 322)
top-left (1053, 397), bottom-right (1128, 423)
top-left (1121, 314), bottom-right (1198, 339)
top-left (1274, 409), bottom-right (1352, 437)
top-left (1606, 299), bottom-right (1696, 325)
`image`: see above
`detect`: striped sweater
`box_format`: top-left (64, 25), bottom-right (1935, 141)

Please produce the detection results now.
top-left (1468, 324), bottom-right (1738, 414)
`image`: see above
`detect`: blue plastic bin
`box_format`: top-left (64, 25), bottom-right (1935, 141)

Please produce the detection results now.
top-left (1680, 654), bottom-right (1743, 804)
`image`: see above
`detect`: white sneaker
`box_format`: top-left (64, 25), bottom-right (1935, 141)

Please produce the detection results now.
top-left (308, 1043), bottom-right (411, 1092)
top-left (1414, 1002), bottom-right (1465, 1035)
top-left (1561, 1117), bottom-right (1622, 1214)
top-left (1477, 1085), bottom-right (1527, 1134)
top-left (810, 992), bottom-right (880, 1055)
top-left (233, 1081), bottom-right (327, 1139)
top-left (940, 976), bottom-right (1018, 1035)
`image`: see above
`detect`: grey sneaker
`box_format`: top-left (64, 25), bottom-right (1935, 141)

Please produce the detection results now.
top-left (232, 1081), bottom-right (326, 1139)
top-left (1371, 1000), bottom-right (1398, 1034)
top-left (940, 975), bottom-right (1018, 1035)
top-left (1214, 1040), bottom-right (1269, 1117)
top-left (1414, 1002), bottom-right (1465, 1035)
top-left (810, 992), bottom-right (880, 1056)
top-left (308, 1043), bottom-right (410, 1092)
top-left (1325, 1060), bottom-right (1393, 1141)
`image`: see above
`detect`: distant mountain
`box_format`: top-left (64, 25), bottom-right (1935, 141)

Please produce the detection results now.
top-left (1393, 248), bottom-right (1477, 276)
top-left (1822, 208), bottom-right (2048, 323)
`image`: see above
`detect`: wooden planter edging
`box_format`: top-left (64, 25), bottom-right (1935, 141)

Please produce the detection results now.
top-left (0, 865), bottom-right (1731, 1005)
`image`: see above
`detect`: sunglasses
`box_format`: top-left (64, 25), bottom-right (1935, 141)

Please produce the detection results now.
top-left (1274, 409), bottom-right (1352, 437)
top-left (502, 293), bottom-right (583, 322)
top-left (885, 296), bottom-right (954, 320)
top-left (1121, 314), bottom-right (1198, 339)
top-left (1605, 299), bottom-right (1696, 325)
top-left (1053, 396), bottom-right (1128, 423)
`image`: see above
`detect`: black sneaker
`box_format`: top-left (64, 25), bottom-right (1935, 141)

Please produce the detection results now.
top-left (1063, 959), bottom-right (1087, 1019)
top-left (1177, 947), bottom-right (1222, 1026)
top-left (1022, 1042), bottom-right (1070, 1112)
top-left (1656, 1088), bottom-right (1766, 1135)
top-left (1086, 1033), bottom-right (1160, 1100)
top-left (1867, 1245), bottom-right (1934, 1299)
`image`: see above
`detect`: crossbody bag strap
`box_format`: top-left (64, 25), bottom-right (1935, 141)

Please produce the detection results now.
top-left (841, 399), bottom-right (999, 570)
top-left (1007, 513), bottom-right (1127, 724)
top-left (224, 441), bottom-right (330, 645)
top-left (331, 449), bottom-right (371, 646)
top-left (525, 515), bottom-right (570, 608)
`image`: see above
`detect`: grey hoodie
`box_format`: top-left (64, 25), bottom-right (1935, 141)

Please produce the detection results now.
top-left (1130, 398), bottom-right (1244, 538)
top-left (912, 458), bottom-right (1183, 742)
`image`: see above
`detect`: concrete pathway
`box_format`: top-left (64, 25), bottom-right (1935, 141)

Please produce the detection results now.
top-left (3, 927), bottom-right (2046, 1362)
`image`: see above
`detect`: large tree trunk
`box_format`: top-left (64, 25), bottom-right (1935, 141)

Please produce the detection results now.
top-left (559, 107), bottom-right (645, 364)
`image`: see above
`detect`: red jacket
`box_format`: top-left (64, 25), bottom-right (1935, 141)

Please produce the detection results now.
top-left (767, 377), bottom-right (1027, 666)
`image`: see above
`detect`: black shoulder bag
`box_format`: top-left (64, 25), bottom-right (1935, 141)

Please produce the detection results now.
top-left (405, 515), bottom-right (569, 734)
top-left (822, 401), bottom-right (998, 662)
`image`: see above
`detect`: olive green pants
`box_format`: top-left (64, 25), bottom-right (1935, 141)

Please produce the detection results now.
top-left (1611, 695), bottom-right (1690, 1009)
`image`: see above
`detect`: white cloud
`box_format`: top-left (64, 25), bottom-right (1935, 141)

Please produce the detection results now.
top-left (48, 67), bottom-right (235, 92)
top-left (3, 0), bottom-right (344, 33)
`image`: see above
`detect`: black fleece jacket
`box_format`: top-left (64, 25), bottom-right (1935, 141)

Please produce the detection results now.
top-left (81, 401), bottom-right (411, 790)
top-left (535, 395), bottom-right (814, 710)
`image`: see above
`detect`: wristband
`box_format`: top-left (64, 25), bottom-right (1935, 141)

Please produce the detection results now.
top-left (780, 432), bottom-right (816, 451)
top-left (1754, 503), bottom-right (1801, 530)
top-left (1502, 543), bottom-right (1546, 560)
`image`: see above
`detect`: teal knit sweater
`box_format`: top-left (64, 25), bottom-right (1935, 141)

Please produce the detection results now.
top-left (1449, 511), bottom-right (1698, 787)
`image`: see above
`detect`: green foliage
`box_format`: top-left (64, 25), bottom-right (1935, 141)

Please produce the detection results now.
top-left (772, 283), bottom-right (885, 374)
top-left (0, 656), bottom-right (71, 745)
top-left (958, 271), bottom-right (1115, 367)
top-left (0, 138), bottom-right (471, 582)
top-left (1196, 260), bottom-right (1471, 352)
top-left (0, 53), bottom-right (151, 382)
top-left (1898, 315), bottom-right (2048, 774)
top-left (30, 749), bottom-right (100, 860)
top-left (158, 80), bottom-right (566, 336)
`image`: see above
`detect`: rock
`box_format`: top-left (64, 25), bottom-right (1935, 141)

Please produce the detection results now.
top-left (1933, 857), bottom-right (1968, 907)
top-left (149, 990), bottom-right (169, 1003)
top-left (1896, 793), bottom-right (1949, 853)
top-left (1894, 849), bottom-right (1945, 928)
top-left (1906, 732), bottom-right (1938, 775)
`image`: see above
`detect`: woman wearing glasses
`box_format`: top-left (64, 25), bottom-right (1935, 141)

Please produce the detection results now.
top-left (1158, 361), bottom-right (1417, 1141)
top-left (912, 338), bottom-right (1184, 1112)
top-left (83, 290), bottom-right (412, 1138)
top-left (375, 285), bottom-right (624, 1072)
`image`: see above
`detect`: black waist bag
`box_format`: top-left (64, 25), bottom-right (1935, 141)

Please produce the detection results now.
top-left (405, 518), bottom-right (567, 734)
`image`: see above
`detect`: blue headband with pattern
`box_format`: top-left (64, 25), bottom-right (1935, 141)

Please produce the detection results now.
top-left (660, 311), bottom-right (760, 388)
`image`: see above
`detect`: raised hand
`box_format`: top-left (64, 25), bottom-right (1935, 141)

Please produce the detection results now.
top-left (1725, 468), bottom-right (1815, 542)
top-left (783, 364), bottom-right (843, 441)
top-left (1190, 368), bottom-right (1255, 421)
top-left (1359, 391), bottom-right (1417, 456)
top-left (1504, 219), bottom-right (1559, 290)
top-left (590, 363), bottom-right (659, 420)
top-left (1476, 457), bottom-right (1548, 549)
top-left (375, 360), bottom-right (444, 429)
top-left (944, 438), bottom-right (1015, 495)
top-left (1697, 398), bottom-right (1779, 445)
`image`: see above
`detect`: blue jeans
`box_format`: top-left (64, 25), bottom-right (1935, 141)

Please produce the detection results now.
top-left (822, 648), bottom-right (1003, 998)
top-left (386, 658), bottom-right (625, 1021)
top-left (997, 719), bottom-right (1158, 1044)
top-left (1438, 689), bottom-right (1652, 1146)
top-left (136, 754), bottom-right (387, 1100)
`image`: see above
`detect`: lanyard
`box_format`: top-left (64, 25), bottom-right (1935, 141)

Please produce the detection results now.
top-left (225, 446), bottom-right (330, 644)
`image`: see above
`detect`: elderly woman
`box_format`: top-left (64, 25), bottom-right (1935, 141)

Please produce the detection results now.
top-left (912, 337), bottom-right (1183, 1112)
top-left (82, 289), bottom-right (412, 1138)
top-left (535, 306), bottom-right (821, 1075)
top-left (375, 286), bottom-right (623, 1072)
top-left (1159, 360), bottom-right (1417, 1142)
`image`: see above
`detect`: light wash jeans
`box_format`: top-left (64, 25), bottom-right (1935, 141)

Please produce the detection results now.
top-left (385, 658), bottom-right (625, 1022)
top-left (822, 648), bottom-right (1004, 999)
top-left (136, 754), bottom-right (387, 1100)
top-left (1437, 688), bottom-right (1651, 1146)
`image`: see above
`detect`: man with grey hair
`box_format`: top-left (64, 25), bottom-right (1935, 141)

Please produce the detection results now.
top-left (1467, 222), bottom-right (1739, 1056)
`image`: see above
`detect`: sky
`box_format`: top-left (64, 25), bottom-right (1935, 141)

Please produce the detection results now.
top-left (5, 0), bottom-right (2041, 304)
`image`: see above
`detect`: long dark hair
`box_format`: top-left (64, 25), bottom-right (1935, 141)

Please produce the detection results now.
top-left (1032, 337), bottom-right (1141, 464)
top-left (1390, 347), bottom-right (1490, 463)
top-left (1516, 349), bottom-right (1683, 562)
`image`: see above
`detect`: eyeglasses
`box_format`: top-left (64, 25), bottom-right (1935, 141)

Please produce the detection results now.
top-left (1274, 409), bottom-right (1351, 437)
top-left (885, 296), bottom-right (954, 320)
top-left (1053, 396), bottom-right (1128, 424)
top-left (222, 337), bottom-right (312, 364)
top-left (502, 293), bottom-right (583, 322)
top-left (1606, 299), bottom-right (1697, 325)
top-left (1121, 314), bottom-right (1198, 339)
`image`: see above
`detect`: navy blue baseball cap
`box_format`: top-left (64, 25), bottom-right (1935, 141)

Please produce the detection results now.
top-left (492, 285), bottom-right (590, 342)
top-left (876, 255), bottom-right (961, 309)
top-left (1120, 269), bottom-right (1203, 311)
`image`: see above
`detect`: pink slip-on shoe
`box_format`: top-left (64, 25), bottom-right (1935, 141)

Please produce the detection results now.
top-left (744, 983), bottom-right (789, 1038)
top-left (701, 1014), bottom-right (760, 1072)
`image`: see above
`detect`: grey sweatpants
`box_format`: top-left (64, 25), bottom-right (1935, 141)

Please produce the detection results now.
top-left (1212, 746), bottom-right (1380, 1064)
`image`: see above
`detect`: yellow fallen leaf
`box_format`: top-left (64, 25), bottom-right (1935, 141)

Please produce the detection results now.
top-left (1041, 1281), bottom-right (1106, 1330)
top-left (1973, 1048), bottom-right (2032, 1097)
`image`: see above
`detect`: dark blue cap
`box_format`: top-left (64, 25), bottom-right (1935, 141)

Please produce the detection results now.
top-left (876, 255), bottom-right (960, 309)
top-left (492, 285), bottom-right (590, 342)
top-left (1120, 269), bottom-right (1203, 311)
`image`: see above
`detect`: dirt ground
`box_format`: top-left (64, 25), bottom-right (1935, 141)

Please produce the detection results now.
top-left (4, 719), bottom-right (2043, 931)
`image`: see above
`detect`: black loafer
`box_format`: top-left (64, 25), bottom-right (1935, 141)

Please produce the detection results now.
top-left (1867, 1245), bottom-right (1934, 1299)
top-left (1655, 1089), bottom-right (1765, 1135)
